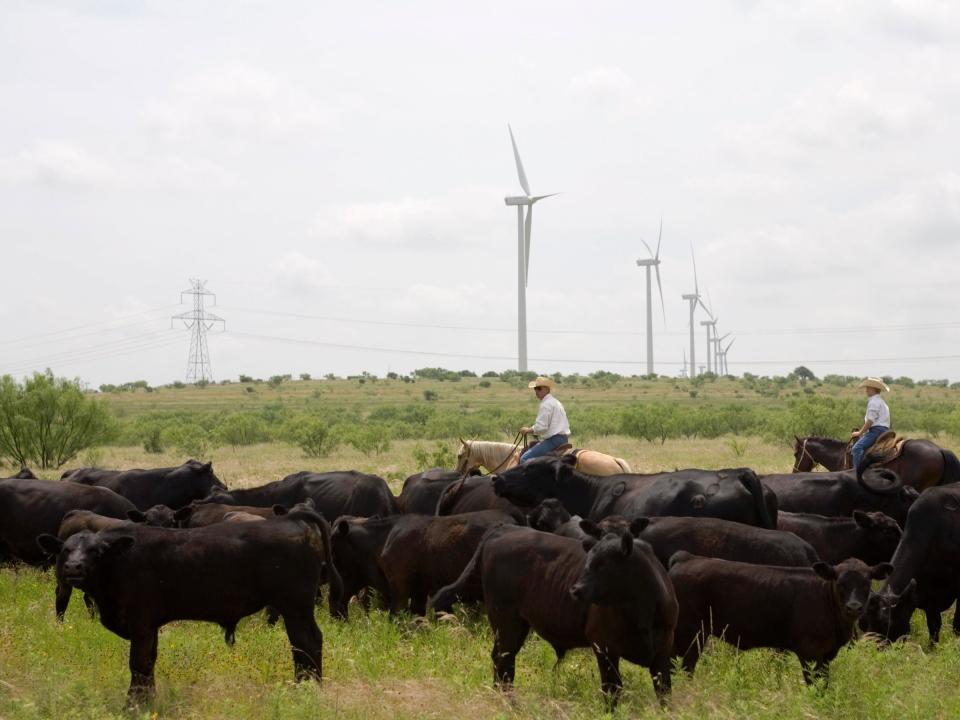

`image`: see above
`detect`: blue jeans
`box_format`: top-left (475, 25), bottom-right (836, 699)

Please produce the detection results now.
top-left (852, 425), bottom-right (889, 472)
top-left (520, 434), bottom-right (569, 464)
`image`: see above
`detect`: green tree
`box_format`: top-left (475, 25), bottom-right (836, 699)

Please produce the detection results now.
top-left (0, 371), bottom-right (116, 468)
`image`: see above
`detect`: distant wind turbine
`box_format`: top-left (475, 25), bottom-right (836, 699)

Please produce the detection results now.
top-left (636, 218), bottom-right (666, 376)
top-left (719, 336), bottom-right (736, 375)
top-left (681, 244), bottom-right (710, 377)
top-left (504, 124), bottom-right (558, 372)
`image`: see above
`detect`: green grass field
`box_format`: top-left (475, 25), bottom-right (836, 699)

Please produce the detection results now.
top-left (2, 377), bottom-right (960, 719)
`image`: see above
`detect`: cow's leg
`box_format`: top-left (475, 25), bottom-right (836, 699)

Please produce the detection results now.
top-left (54, 581), bottom-right (72, 621)
top-left (386, 574), bottom-right (411, 616)
top-left (925, 608), bottom-right (942, 644)
top-left (800, 659), bottom-right (828, 686)
top-left (127, 630), bottom-right (159, 706)
top-left (593, 647), bottom-right (623, 705)
top-left (649, 651), bottom-right (673, 703)
top-left (489, 614), bottom-right (529, 688)
top-left (282, 610), bottom-right (323, 681)
top-left (83, 592), bottom-right (96, 618)
top-left (265, 605), bottom-right (280, 626)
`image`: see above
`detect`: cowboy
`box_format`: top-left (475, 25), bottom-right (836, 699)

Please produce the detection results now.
top-left (851, 377), bottom-right (891, 473)
top-left (519, 376), bottom-right (571, 464)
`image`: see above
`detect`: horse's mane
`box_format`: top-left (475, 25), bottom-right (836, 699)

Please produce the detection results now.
top-left (464, 440), bottom-right (520, 470)
top-left (803, 436), bottom-right (847, 446)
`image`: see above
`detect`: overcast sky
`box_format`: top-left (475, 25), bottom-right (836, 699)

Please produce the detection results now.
top-left (2, 0), bottom-right (959, 387)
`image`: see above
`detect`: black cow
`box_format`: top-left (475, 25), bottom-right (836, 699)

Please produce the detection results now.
top-left (431, 524), bottom-right (677, 703)
top-left (36, 504), bottom-right (340, 703)
top-left (860, 485), bottom-right (960, 644)
top-left (397, 468), bottom-right (476, 514)
top-left (329, 515), bottom-right (401, 619)
top-left (669, 552), bottom-right (891, 683)
top-left (380, 509), bottom-right (524, 615)
top-left (9, 468), bottom-right (38, 479)
top-left (67, 460), bottom-right (225, 511)
top-left (61, 467), bottom-right (123, 482)
top-left (435, 474), bottom-right (523, 515)
top-left (204, 470), bottom-right (398, 518)
top-left (761, 470), bottom-right (918, 526)
top-left (777, 511), bottom-right (901, 565)
top-left (621, 515), bottom-right (819, 568)
top-left (47, 508), bottom-right (179, 619)
top-left (0, 478), bottom-right (136, 565)
top-left (493, 457), bottom-right (776, 528)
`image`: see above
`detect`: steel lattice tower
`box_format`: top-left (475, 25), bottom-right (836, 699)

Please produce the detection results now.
top-left (171, 279), bottom-right (225, 382)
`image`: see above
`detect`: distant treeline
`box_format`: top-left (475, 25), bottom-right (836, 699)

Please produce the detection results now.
top-left (112, 394), bottom-right (960, 460)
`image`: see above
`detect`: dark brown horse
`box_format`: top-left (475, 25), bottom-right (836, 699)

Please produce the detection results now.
top-left (792, 435), bottom-right (960, 491)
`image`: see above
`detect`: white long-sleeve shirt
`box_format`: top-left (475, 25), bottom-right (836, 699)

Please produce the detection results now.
top-left (532, 393), bottom-right (571, 438)
top-left (865, 395), bottom-right (891, 427)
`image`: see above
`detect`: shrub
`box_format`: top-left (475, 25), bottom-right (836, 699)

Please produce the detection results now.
top-left (0, 371), bottom-right (117, 468)
top-left (412, 441), bottom-right (456, 469)
top-left (348, 424), bottom-right (392, 456)
top-left (423, 390), bottom-right (438, 402)
top-left (216, 413), bottom-right (269, 447)
top-left (289, 417), bottom-right (338, 458)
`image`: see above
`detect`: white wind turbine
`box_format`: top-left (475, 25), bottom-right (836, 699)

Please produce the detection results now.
top-left (714, 331), bottom-right (731, 375)
top-left (681, 244), bottom-right (709, 377)
top-left (504, 125), bottom-right (558, 372)
top-left (636, 218), bottom-right (666, 376)
top-left (719, 336), bottom-right (736, 375)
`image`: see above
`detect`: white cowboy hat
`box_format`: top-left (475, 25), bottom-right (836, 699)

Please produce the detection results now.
top-left (858, 377), bottom-right (890, 392)
top-left (527, 376), bottom-right (555, 391)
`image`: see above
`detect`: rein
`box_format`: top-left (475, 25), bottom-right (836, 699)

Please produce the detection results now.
top-left (460, 434), bottom-right (525, 478)
top-left (793, 438), bottom-right (818, 472)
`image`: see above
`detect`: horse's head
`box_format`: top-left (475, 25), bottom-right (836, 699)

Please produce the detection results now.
top-left (454, 438), bottom-right (474, 476)
top-left (792, 436), bottom-right (816, 473)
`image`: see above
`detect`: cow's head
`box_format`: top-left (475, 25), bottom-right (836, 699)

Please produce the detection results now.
top-left (492, 457), bottom-right (561, 506)
top-left (179, 459), bottom-right (227, 491)
top-left (201, 489), bottom-right (237, 505)
top-left (570, 522), bottom-right (651, 605)
top-left (36, 530), bottom-right (135, 589)
top-left (852, 510), bottom-right (902, 563)
top-left (859, 580), bottom-right (919, 643)
top-left (813, 558), bottom-right (893, 622)
top-left (527, 498), bottom-right (571, 532)
top-left (127, 504), bottom-right (178, 527)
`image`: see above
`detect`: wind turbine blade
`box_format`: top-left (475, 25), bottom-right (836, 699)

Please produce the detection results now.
top-left (640, 238), bottom-right (655, 258)
top-left (530, 193), bottom-right (558, 202)
top-left (691, 244), bottom-right (699, 296)
top-left (725, 338), bottom-right (736, 352)
top-left (719, 332), bottom-right (731, 342)
top-left (508, 124), bottom-right (531, 196)
top-left (655, 216), bottom-right (663, 260)
top-left (524, 204), bottom-right (533, 287)
top-left (698, 297), bottom-right (712, 318)
top-left (654, 264), bottom-right (666, 324)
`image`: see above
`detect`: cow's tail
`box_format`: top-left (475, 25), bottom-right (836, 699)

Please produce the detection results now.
top-left (940, 449), bottom-right (960, 485)
top-left (738, 470), bottom-right (776, 529)
top-left (429, 524), bottom-right (494, 612)
top-left (291, 507), bottom-right (344, 612)
top-left (434, 477), bottom-right (466, 516)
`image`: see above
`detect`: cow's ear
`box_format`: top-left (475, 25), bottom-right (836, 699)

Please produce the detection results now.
top-left (36, 534), bottom-right (63, 557)
top-left (104, 535), bottom-right (135, 556)
top-left (334, 519), bottom-right (350, 536)
top-left (272, 504), bottom-right (288, 516)
top-left (127, 510), bottom-right (147, 523)
top-left (628, 518), bottom-right (650, 536)
top-left (871, 562), bottom-right (893, 581)
top-left (579, 520), bottom-right (602, 538)
top-left (812, 562), bottom-right (837, 581)
top-left (620, 532), bottom-right (633, 556)
top-left (202, 461), bottom-right (213, 471)
top-left (852, 510), bottom-right (872, 528)
top-left (173, 506), bottom-right (193, 525)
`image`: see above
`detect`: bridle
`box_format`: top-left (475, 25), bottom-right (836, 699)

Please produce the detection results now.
top-left (792, 438), bottom-right (819, 472)
top-left (459, 432), bottom-right (526, 478)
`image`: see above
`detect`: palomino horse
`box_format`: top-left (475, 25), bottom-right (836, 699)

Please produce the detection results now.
top-left (455, 439), bottom-right (631, 477)
top-left (792, 435), bottom-right (960, 491)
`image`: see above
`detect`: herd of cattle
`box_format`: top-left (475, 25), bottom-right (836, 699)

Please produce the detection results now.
top-left (0, 453), bottom-right (958, 706)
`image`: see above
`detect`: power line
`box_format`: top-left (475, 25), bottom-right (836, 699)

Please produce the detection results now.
top-left (229, 330), bottom-right (960, 367)
top-left (0, 305), bottom-right (180, 347)
top-left (220, 305), bottom-right (960, 338)
top-left (1, 333), bottom-right (184, 377)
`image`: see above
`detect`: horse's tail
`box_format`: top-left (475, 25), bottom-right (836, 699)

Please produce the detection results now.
top-left (940, 449), bottom-right (960, 485)
top-left (737, 469), bottom-right (776, 529)
top-left (614, 457), bottom-right (632, 473)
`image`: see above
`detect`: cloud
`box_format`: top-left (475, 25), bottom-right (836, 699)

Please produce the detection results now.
top-left (567, 66), bottom-right (648, 113)
top-left (143, 63), bottom-right (337, 143)
top-left (0, 141), bottom-right (120, 187)
top-left (268, 251), bottom-right (337, 291)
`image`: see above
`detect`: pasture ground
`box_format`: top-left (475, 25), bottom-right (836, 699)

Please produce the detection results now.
top-left (3, 437), bottom-right (959, 718)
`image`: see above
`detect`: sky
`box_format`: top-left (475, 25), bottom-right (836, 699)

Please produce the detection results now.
top-left (2, 0), bottom-right (959, 387)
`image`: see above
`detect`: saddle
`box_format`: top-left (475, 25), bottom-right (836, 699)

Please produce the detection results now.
top-left (525, 440), bottom-right (574, 456)
top-left (845, 431), bottom-right (909, 470)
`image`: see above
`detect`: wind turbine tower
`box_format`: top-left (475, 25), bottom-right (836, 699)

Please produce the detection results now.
top-left (636, 218), bottom-right (665, 375)
top-left (504, 125), bottom-right (557, 372)
top-left (719, 337), bottom-right (736, 375)
top-left (681, 245), bottom-right (708, 378)
top-left (700, 314), bottom-right (717, 374)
